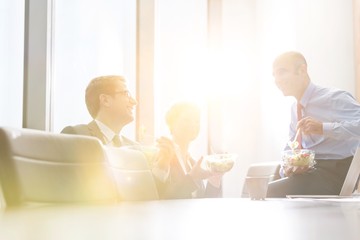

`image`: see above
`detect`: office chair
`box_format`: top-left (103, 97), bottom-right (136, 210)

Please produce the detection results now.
top-left (241, 161), bottom-right (281, 197)
top-left (0, 127), bottom-right (119, 208)
top-left (104, 146), bottom-right (159, 201)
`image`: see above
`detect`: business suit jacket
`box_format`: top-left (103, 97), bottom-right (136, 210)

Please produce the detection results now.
top-left (62, 121), bottom-right (221, 199)
top-left (157, 155), bottom-right (222, 199)
top-left (61, 120), bottom-right (137, 146)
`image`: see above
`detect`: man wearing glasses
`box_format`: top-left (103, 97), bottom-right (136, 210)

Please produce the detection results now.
top-left (61, 75), bottom-right (137, 147)
top-left (61, 75), bottom-right (221, 200)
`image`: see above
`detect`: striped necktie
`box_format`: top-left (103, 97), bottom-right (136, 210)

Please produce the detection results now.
top-left (296, 103), bottom-right (303, 149)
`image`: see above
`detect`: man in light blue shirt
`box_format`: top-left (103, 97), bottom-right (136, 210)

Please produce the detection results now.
top-left (267, 51), bottom-right (360, 197)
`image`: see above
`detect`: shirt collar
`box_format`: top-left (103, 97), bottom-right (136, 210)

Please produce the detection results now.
top-left (94, 119), bottom-right (120, 145)
top-left (299, 82), bottom-right (316, 108)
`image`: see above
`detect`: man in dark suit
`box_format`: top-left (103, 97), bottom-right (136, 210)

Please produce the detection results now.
top-left (61, 75), bottom-right (220, 199)
top-left (61, 75), bottom-right (137, 147)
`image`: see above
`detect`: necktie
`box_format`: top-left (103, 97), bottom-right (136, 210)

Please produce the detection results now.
top-left (296, 103), bottom-right (303, 149)
top-left (112, 135), bottom-right (122, 147)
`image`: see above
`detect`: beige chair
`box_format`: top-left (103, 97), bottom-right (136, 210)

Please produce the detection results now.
top-left (104, 146), bottom-right (159, 201)
top-left (241, 161), bottom-right (281, 198)
top-left (0, 127), bottom-right (119, 208)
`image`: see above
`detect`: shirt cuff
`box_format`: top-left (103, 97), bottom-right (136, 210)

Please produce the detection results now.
top-left (322, 122), bottom-right (333, 136)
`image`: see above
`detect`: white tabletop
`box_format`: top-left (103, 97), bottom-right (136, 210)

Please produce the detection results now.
top-left (0, 198), bottom-right (359, 240)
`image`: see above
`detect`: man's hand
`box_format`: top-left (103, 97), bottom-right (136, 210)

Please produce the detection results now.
top-left (283, 165), bottom-right (311, 177)
top-left (297, 117), bottom-right (323, 135)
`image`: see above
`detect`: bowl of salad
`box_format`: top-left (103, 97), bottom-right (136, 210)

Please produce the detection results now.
top-left (282, 149), bottom-right (316, 168)
top-left (204, 153), bottom-right (237, 173)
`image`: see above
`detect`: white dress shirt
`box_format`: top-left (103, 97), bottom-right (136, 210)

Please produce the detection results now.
top-left (94, 120), bottom-right (123, 147)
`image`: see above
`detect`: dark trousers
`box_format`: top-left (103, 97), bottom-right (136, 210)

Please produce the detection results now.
top-left (266, 156), bottom-right (353, 198)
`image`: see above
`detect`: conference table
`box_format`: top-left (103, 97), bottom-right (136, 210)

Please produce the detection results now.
top-left (0, 197), bottom-right (359, 240)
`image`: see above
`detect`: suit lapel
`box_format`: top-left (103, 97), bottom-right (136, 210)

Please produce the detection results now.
top-left (87, 121), bottom-right (107, 144)
top-left (87, 121), bottom-right (138, 147)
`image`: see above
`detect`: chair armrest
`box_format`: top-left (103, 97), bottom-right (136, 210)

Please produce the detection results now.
top-left (241, 161), bottom-right (281, 198)
top-left (246, 161), bottom-right (281, 180)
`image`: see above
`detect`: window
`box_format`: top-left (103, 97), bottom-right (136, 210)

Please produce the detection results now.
top-left (154, 0), bottom-right (208, 157)
top-left (0, 0), bottom-right (24, 128)
top-left (52, 0), bottom-right (136, 137)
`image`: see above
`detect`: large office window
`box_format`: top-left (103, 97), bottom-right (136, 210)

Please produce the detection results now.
top-left (3, 0), bottom-right (355, 198)
top-left (0, 0), bottom-right (24, 128)
top-left (52, 0), bottom-right (136, 137)
top-left (153, 0), bottom-right (208, 157)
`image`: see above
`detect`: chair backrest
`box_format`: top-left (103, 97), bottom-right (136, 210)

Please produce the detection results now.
top-left (0, 127), bottom-right (119, 208)
top-left (103, 146), bottom-right (159, 201)
top-left (340, 147), bottom-right (360, 196)
top-left (242, 161), bottom-right (281, 197)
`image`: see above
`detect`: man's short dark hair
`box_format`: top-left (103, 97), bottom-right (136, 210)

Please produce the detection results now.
top-left (85, 75), bottom-right (126, 118)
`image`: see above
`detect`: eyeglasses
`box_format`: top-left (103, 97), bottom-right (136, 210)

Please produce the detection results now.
top-left (112, 90), bottom-right (132, 98)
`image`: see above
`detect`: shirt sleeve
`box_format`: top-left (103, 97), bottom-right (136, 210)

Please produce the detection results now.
top-left (323, 120), bottom-right (360, 139)
top-left (322, 93), bottom-right (360, 140)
